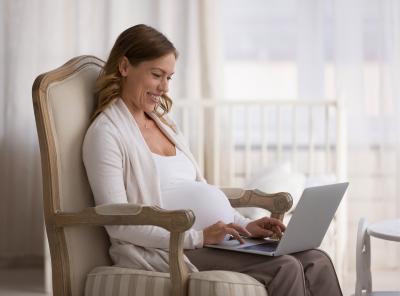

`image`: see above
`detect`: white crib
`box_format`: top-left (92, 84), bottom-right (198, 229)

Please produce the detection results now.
top-left (172, 99), bottom-right (348, 281)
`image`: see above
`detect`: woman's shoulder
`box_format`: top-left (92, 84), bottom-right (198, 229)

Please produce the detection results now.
top-left (88, 111), bottom-right (120, 134)
top-left (83, 113), bottom-right (122, 151)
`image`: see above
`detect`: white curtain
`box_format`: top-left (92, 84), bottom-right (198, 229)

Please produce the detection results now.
top-left (0, 0), bottom-right (222, 261)
top-left (222, 0), bottom-right (400, 272)
top-left (296, 0), bottom-right (400, 150)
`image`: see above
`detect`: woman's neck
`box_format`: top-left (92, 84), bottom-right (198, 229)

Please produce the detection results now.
top-left (121, 97), bottom-right (153, 129)
top-left (121, 97), bottom-right (146, 120)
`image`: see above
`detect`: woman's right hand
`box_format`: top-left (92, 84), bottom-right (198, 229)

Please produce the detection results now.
top-left (203, 221), bottom-right (251, 246)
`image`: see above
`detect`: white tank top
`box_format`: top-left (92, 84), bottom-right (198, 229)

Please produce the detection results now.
top-left (152, 148), bottom-right (234, 230)
top-left (152, 148), bottom-right (197, 190)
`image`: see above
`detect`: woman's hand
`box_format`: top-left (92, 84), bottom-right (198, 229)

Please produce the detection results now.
top-left (246, 217), bottom-right (286, 239)
top-left (203, 221), bottom-right (252, 245)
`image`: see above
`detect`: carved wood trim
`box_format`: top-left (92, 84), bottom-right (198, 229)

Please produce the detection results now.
top-left (221, 188), bottom-right (293, 219)
top-left (51, 206), bottom-right (195, 232)
top-left (33, 56), bottom-right (103, 296)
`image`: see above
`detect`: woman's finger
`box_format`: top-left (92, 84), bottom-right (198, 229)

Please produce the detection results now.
top-left (228, 223), bottom-right (252, 237)
top-left (272, 225), bottom-right (282, 238)
top-left (267, 217), bottom-right (286, 231)
top-left (225, 227), bottom-right (245, 244)
top-left (254, 227), bottom-right (273, 238)
top-left (270, 224), bottom-right (282, 234)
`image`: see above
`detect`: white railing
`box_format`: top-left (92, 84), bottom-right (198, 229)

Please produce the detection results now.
top-left (172, 99), bottom-right (346, 185)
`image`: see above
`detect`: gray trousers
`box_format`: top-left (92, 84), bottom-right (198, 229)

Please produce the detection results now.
top-left (185, 248), bottom-right (342, 296)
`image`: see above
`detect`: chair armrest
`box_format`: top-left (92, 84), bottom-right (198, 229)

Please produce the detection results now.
top-left (49, 203), bottom-right (195, 232)
top-left (48, 203), bottom-right (193, 296)
top-left (221, 188), bottom-right (293, 221)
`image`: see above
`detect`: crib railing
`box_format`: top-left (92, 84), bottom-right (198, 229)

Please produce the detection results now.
top-left (172, 99), bottom-right (346, 186)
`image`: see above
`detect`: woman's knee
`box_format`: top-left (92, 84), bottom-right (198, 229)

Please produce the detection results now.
top-left (266, 256), bottom-right (307, 295)
top-left (296, 249), bottom-right (336, 273)
top-left (311, 250), bottom-right (334, 266)
top-left (279, 255), bottom-right (304, 276)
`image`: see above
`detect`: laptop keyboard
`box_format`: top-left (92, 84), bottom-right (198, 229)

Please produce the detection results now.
top-left (243, 240), bottom-right (279, 252)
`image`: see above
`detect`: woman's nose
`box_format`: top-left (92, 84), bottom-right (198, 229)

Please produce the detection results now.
top-left (158, 78), bottom-right (169, 93)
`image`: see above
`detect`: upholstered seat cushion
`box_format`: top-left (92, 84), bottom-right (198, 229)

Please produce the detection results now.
top-left (85, 266), bottom-right (268, 296)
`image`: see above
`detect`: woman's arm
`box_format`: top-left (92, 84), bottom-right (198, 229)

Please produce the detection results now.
top-left (107, 224), bottom-right (203, 249)
top-left (82, 119), bottom-right (203, 249)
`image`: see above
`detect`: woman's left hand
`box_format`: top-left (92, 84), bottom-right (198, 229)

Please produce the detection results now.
top-left (246, 217), bottom-right (286, 239)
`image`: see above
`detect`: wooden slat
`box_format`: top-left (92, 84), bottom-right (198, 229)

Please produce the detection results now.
top-left (276, 106), bottom-right (282, 162)
top-left (245, 107), bottom-right (252, 180)
top-left (261, 106), bottom-right (268, 166)
top-left (308, 105), bottom-right (315, 175)
top-left (228, 106), bottom-right (235, 186)
top-left (213, 107), bottom-right (220, 185)
top-left (292, 106), bottom-right (298, 171)
top-left (197, 107), bottom-right (205, 173)
top-left (325, 105), bottom-right (331, 174)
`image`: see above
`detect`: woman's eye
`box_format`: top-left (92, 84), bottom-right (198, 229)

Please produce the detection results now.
top-left (152, 73), bottom-right (161, 78)
top-left (167, 76), bottom-right (172, 81)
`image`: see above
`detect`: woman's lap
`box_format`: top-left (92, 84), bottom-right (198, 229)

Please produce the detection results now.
top-left (186, 247), bottom-right (298, 276)
top-left (185, 248), bottom-right (342, 296)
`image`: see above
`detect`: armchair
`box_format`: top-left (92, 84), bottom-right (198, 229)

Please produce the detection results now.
top-left (32, 55), bottom-right (292, 296)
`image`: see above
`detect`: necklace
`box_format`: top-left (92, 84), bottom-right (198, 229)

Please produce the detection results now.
top-left (142, 115), bottom-right (152, 129)
top-left (134, 112), bottom-right (152, 129)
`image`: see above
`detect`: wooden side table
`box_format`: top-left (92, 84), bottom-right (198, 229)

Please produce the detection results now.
top-left (355, 218), bottom-right (400, 296)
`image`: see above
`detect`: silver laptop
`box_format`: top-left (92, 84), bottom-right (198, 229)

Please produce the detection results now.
top-left (205, 182), bottom-right (349, 256)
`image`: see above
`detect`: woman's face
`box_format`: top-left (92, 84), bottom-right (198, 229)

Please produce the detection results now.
top-left (119, 53), bottom-right (175, 113)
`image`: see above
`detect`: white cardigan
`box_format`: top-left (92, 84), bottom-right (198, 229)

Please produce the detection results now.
top-left (82, 98), bottom-right (249, 272)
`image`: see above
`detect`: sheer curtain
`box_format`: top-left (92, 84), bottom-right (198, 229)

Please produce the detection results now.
top-left (222, 0), bottom-right (400, 275)
top-left (298, 0), bottom-right (400, 168)
top-left (0, 0), bottom-right (222, 262)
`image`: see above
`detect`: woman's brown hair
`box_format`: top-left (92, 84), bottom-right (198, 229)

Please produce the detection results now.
top-left (92, 24), bottom-right (178, 120)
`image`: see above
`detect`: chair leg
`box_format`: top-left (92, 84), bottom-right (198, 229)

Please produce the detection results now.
top-left (355, 218), bottom-right (372, 296)
top-left (44, 228), bottom-right (53, 294)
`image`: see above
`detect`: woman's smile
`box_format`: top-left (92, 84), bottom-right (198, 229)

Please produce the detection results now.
top-left (147, 92), bottom-right (161, 104)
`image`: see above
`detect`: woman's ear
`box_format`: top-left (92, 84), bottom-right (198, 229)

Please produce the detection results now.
top-left (118, 56), bottom-right (130, 77)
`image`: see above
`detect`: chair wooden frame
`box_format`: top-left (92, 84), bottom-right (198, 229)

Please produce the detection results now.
top-left (32, 55), bottom-right (293, 296)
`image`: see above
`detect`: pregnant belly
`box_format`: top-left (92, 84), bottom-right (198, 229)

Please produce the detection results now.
top-left (161, 181), bottom-right (235, 230)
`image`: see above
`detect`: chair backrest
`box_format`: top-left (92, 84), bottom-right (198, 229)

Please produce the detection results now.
top-left (33, 56), bottom-right (112, 296)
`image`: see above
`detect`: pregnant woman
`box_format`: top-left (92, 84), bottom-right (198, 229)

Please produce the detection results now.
top-left (82, 24), bottom-right (342, 296)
